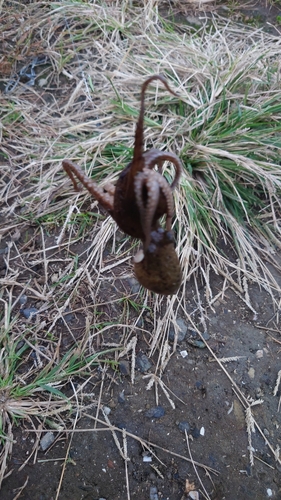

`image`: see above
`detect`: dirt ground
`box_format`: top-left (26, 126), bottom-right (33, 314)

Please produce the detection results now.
top-left (1, 244), bottom-right (281, 500)
top-left (1, 1), bottom-right (281, 500)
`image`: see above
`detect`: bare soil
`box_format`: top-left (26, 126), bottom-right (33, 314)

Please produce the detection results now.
top-left (1, 229), bottom-right (281, 499)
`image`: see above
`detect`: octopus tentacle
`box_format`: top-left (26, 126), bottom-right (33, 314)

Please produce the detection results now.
top-left (62, 160), bottom-right (114, 214)
top-left (134, 169), bottom-right (174, 249)
top-left (143, 148), bottom-right (164, 174)
top-left (134, 170), bottom-right (160, 248)
top-left (130, 74), bottom-right (179, 176)
top-left (143, 149), bottom-right (183, 189)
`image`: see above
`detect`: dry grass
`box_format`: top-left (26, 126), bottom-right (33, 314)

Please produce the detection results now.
top-left (1, 0), bottom-right (281, 495)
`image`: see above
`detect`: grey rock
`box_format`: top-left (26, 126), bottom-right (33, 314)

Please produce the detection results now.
top-left (58, 308), bottom-right (74, 324)
top-left (145, 406), bottom-right (165, 419)
top-left (119, 360), bottom-right (130, 376)
top-left (136, 353), bottom-right (152, 373)
top-left (127, 277), bottom-right (141, 294)
top-left (21, 307), bottom-right (39, 319)
top-left (103, 406), bottom-right (111, 416)
top-left (178, 421), bottom-right (190, 433)
top-left (149, 486), bottom-right (159, 500)
top-left (202, 331), bottom-right (210, 340)
top-left (191, 426), bottom-right (200, 439)
top-left (63, 309), bottom-right (75, 323)
top-left (19, 295), bottom-right (28, 306)
top-left (118, 390), bottom-right (126, 404)
top-left (187, 339), bottom-right (206, 349)
top-left (169, 317), bottom-right (188, 342)
top-left (136, 317), bottom-right (144, 328)
top-left (40, 431), bottom-right (55, 451)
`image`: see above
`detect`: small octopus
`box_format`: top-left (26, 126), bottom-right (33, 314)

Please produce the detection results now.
top-left (63, 74), bottom-right (183, 294)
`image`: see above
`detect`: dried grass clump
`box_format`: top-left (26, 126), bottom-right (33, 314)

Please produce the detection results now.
top-left (2, 2), bottom-right (281, 312)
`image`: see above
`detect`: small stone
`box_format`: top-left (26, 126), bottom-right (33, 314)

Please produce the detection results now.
top-left (178, 421), bottom-right (190, 433)
top-left (136, 317), bottom-right (144, 328)
top-left (51, 273), bottom-right (59, 284)
top-left (248, 367), bottom-right (255, 379)
top-left (40, 432), bottom-right (55, 451)
top-left (127, 277), bottom-right (140, 294)
top-left (118, 391), bottom-right (126, 404)
top-left (145, 406), bottom-right (165, 419)
top-left (190, 426), bottom-right (200, 439)
top-left (200, 426), bottom-right (205, 436)
top-left (19, 295), bottom-right (28, 306)
top-left (256, 349), bottom-right (263, 359)
top-left (266, 489), bottom-right (273, 497)
top-left (21, 307), bottom-right (39, 319)
top-left (188, 330), bottom-right (197, 338)
top-left (116, 422), bottom-right (126, 430)
top-left (188, 339), bottom-right (206, 349)
top-left (103, 406), bottom-right (111, 416)
top-left (189, 492), bottom-right (199, 500)
top-left (149, 486), bottom-right (159, 500)
top-left (119, 360), bottom-right (130, 376)
top-left (168, 317), bottom-right (188, 342)
top-left (255, 387), bottom-right (263, 399)
top-left (136, 353), bottom-right (152, 373)
top-left (180, 350), bottom-right (188, 358)
top-left (38, 78), bottom-right (48, 87)
top-left (263, 428), bottom-right (270, 436)
top-left (62, 308), bottom-right (75, 323)
top-left (201, 331), bottom-right (210, 341)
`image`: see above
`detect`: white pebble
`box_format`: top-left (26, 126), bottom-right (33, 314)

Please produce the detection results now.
top-left (256, 349), bottom-right (263, 359)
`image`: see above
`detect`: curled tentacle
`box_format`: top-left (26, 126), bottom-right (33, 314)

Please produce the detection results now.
top-left (143, 149), bottom-right (183, 190)
top-left (134, 169), bottom-right (175, 250)
top-left (62, 160), bottom-right (114, 215)
top-left (131, 75), bottom-right (180, 171)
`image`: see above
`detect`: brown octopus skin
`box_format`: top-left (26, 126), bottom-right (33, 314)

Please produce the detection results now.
top-left (113, 74), bottom-right (182, 242)
top-left (134, 228), bottom-right (182, 295)
top-left (63, 75), bottom-right (183, 295)
top-left (63, 75), bottom-right (182, 245)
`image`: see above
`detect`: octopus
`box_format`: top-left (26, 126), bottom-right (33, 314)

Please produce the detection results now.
top-left (63, 74), bottom-right (183, 294)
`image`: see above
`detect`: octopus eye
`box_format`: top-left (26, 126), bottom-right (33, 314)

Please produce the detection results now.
top-left (166, 231), bottom-right (175, 244)
top-left (151, 228), bottom-right (164, 244)
top-left (147, 243), bottom-right (157, 254)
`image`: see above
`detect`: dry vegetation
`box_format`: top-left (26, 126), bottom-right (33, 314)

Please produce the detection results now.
top-left (1, 0), bottom-right (281, 497)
